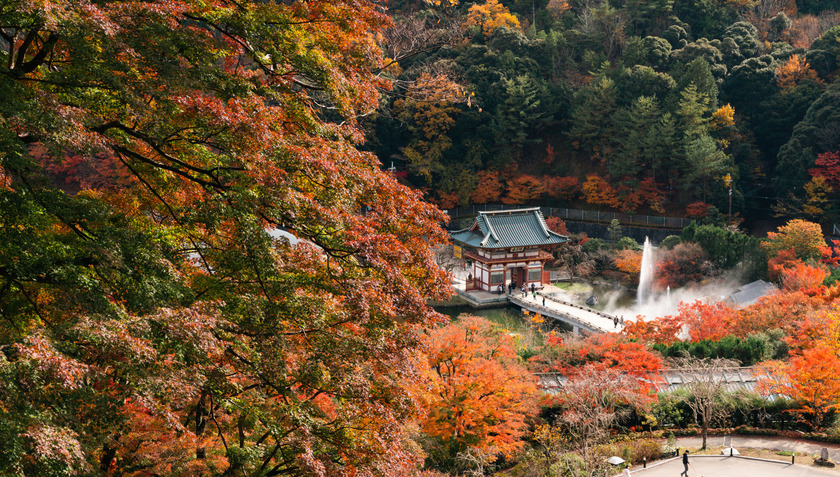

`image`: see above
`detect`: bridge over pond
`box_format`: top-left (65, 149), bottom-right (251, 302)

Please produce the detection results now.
top-left (508, 291), bottom-right (621, 334)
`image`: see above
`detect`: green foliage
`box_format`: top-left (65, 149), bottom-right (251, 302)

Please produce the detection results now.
top-left (824, 267), bottom-right (840, 286)
top-left (660, 235), bottom-right (682, 249)
top-left (674, 58), bottom-right (718, 109)
top-left (652, 332), bottom-right (786, 365)
top-left (721, 21), bottom-right (759, 66)
top-left (671, 38), bottom-right (727, 80)
top-left (681, 222), bottom-right (764, 277)
top-left (608, 218), bottom-right (623, 243)
top-left (623, 36), bottom-right (673, 70)
top-left (806, 25), bottom-right (840, 77)
top-left (617, 65), bottom-right (677, 104)
top-left (614, 237), bottom-right (641, 251)
top-left (723, 55), bottom-right (780, 115)
top-left (612, 96), bottom-right (676, 181)
top-left (569, 75), bottom-right (618, 155)
top-left (582, 237), bottom-right (609, 253)
top-left (775, 82), bottom-right (840, 194)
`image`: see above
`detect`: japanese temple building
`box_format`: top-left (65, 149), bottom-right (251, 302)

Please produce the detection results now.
top-left (450, 208), bottom-right (568, 292)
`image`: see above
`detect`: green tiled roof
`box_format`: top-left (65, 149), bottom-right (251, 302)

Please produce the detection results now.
top-left (450, 208), bottom-right (568, 249)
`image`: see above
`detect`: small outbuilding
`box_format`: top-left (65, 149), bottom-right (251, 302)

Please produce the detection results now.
top-left (449, 208), bottom-right (568, 292)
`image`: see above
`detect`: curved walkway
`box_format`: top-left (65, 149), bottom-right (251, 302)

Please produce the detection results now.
top-left (673, 435), bottom-right (840, 461)
top-left (626, 454), bottom-right (837, 476)
top-left (620, 436), bottom-right (840, 476)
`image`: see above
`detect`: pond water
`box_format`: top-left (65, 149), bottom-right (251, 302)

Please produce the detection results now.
top-left (435, 304), bottom-right (574, 334)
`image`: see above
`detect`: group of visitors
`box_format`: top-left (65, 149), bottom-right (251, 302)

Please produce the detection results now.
top-left (496, 282), bottom-right (540, 299)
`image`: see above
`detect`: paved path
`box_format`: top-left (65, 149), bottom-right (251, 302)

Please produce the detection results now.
top-left (625, 455), bottom-right (837, 476)
top-left (674, 435), bottom-right (840, 462)
top-left (510, 287), bottom-right (622, 333)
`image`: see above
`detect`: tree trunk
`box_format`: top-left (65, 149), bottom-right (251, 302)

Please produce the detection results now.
top-left (701, 421), bottom-right (708, 449)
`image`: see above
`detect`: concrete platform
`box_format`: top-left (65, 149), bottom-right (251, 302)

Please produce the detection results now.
top-left (625, 455), bottom-right (837, 477)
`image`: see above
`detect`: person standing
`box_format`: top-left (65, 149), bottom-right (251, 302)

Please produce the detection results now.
top-left (681, 450), bottom-right (690, 476)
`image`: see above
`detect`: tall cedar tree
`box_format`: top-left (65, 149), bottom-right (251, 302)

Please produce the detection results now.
top-left (0, 1), bottom-right (451, 475)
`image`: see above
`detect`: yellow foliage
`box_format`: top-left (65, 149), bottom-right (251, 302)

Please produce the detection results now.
top-left (425, 0), bottom-right (459, 6)
top-left (712, 103), bottom-right (735, 129)
top-left (804, 176), bottom-right (831, 219)
top-left (465, 0), bottom-right (521, 37)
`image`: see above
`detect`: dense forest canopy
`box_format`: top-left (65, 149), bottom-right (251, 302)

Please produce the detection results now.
top-left (371, 0), bottom-right (840, 225)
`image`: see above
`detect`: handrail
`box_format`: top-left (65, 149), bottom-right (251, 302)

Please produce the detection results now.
top-left (509, 294), bottom-right (616, 333)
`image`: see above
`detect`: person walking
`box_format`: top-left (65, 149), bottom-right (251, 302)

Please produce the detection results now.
top-left (681, 450), bottom-right (690, 476)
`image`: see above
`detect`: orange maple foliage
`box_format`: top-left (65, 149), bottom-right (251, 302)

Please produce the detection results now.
top-left (546, 0), bottom-right (571, 19)
top-left (676, 300), bottom-right (739, 342)
top-left (0, 0), bottom-right (454, 473)
top-left (436, 190), bottom-right (461, 209)
top-left (782, 262), bottom-right (829, 292)
top-left (422, 316), bottom-right (538, 459)
top-left (735, 290), bottom-right (814, 339)
top-left (820, 239), bottom-right (840, 268)
top-left (776, 54), bottom-right (823, 89)
top-left (531, 332), bottom-right (663, 382)
top-left (621, 315), bottom-right (683, 346)
top-left (544, 175), bottom-right (580, 200)
top-left (502, 174), bottom-right (547, 204)
top-left (582, 174), bottom-right (619, 209)
top-left (685, 201), bottom-right (712, 218)
top-left (545, 216), bottom-right (569, 235)
top-left (768, 248), bottom-right (802, 283)
top-left (615, 249), bottom-right (642, 276)
top-left (471, 170), bottom-right (506, 204)
top-left (761, 346), bottom-right (840, 429)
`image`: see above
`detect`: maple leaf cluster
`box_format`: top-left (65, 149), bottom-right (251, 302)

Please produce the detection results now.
top-left (0, 0), bottom-right (453, 475)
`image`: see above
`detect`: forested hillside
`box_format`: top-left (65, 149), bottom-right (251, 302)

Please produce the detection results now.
top-left (371, 0), bottom-right (840, 224)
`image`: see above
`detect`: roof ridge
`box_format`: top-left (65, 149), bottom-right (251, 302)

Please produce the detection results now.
top-left (535, 210), bottom-right (551, 239)
top-left (479, 207), bottom-right (540, 216)
top-left (480, 215), bottom-right (499, 246)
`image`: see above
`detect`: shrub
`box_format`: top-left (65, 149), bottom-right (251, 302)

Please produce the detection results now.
top-left (660, 235), bottom-right (681, 249)
top-left (603, 439), bottom-right (662, 465)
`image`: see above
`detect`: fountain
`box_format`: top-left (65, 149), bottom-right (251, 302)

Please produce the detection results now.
top-left (637, 236), bottom-right (655, 305)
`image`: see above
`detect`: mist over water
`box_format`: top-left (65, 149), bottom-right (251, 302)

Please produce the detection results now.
top-left (605, 237), bottom-right (744, 322)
